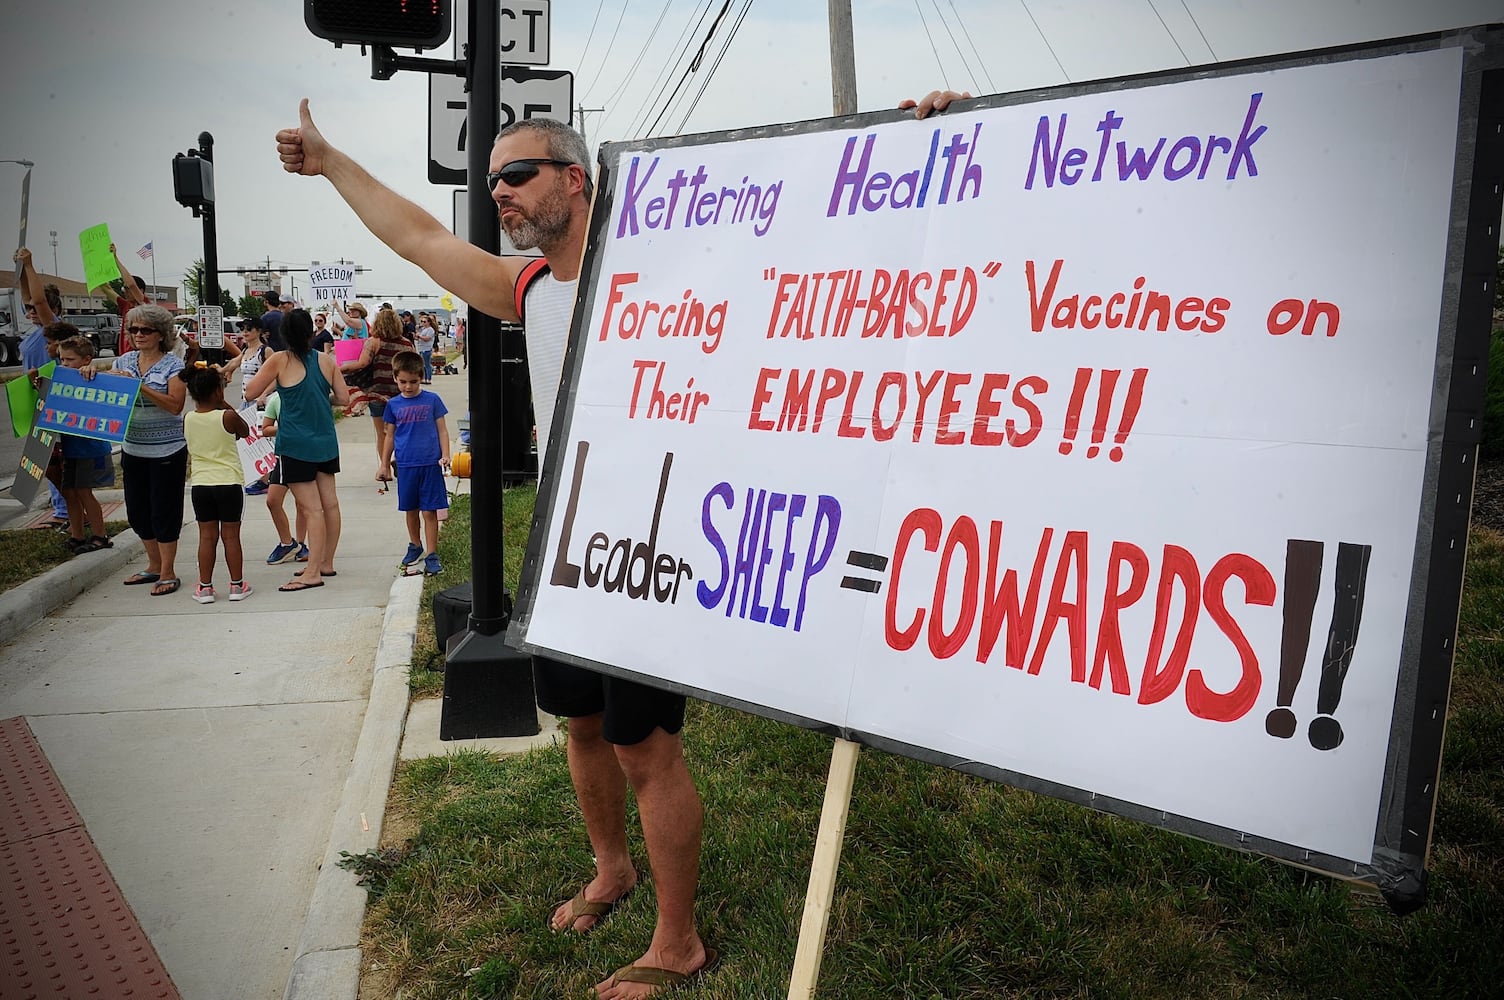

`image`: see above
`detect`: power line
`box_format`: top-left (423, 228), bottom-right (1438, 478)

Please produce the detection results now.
top-left (1145, 0), bottom-right (1191, 65)
top-left (663, 0), bottom-right (745, 135)
top-left (672, 0), bottom-right (754, 134)
top-left (590, 0), bottom-right (678, 133)
top-left (643, 0), bottom-right (735, 137)
top-left (946, 0), bottom-right (997, 93)
top-left (619, 0), bottom-right (718, 140)
top-left (618, 0), bottom-right (717, 139)
top-left (1018, 0), bottom-right (1070, 82)
top-left (930, 0), bottom-right (980, 95)
top-left (913, 0), bottom-right (951, 91)
top-left (574, 0), bottom-right (609, 87)
top-left (582, 1), bottom-right (635, 105)
top-left (1178, 0), bottom-right (1218, 60)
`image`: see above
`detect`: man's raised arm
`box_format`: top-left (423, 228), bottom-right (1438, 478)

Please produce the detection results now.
top-left (276, 98), bottom-right (523, 321)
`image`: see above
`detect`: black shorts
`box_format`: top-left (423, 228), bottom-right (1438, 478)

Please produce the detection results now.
top-left (532, 655), bottom-right (686, 746)
top-left (279, 454), bottom-right (340, 484)
top-left (191, 484), bottom-right (245, 523)
top-left (267, 457), bottom-right (287, 487)
top-left (59, 457), bottom-right (100, 490)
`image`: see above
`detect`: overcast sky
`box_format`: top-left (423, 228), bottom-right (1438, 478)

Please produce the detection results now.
top-left (3, 0), bottom-right (1497, 307)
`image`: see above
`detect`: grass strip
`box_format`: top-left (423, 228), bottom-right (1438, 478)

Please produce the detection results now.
top-left (359, 524), bottom-right (1504, 1000)
top-left (410, 486), bottom-right (535, 696)
top-left (0, 520), bottom-right (131, 594)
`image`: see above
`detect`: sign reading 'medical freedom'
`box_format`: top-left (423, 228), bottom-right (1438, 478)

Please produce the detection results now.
top-left (511, 28), bottom-right (1503, 902)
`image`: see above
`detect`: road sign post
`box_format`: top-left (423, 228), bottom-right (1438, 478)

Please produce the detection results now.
top-left (196, 306), bottom-right (224, 349)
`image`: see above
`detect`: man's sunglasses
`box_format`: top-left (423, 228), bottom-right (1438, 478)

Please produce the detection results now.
top-left (486, 158), bottom-right (574, 192)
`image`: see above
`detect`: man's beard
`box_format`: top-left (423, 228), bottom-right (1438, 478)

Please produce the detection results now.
top-left (501, 186), bottom-right (572, 252)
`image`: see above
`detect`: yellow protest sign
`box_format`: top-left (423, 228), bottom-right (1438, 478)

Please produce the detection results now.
top-left (440, 293), bottom-right (454, 312)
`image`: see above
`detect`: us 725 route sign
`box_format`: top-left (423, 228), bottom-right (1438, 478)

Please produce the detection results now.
top-left (428, 68), bottom-right (573, 186)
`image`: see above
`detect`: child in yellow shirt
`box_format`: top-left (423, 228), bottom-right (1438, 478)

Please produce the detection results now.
top-left (181, 365), bottom-right (252, 603)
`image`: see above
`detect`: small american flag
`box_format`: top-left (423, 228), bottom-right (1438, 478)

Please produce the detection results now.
top-left (136, 242), bottom-right (153, 261)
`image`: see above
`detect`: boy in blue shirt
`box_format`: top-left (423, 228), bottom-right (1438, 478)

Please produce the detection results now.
top-left (379, 351), bottom-right (450, 575)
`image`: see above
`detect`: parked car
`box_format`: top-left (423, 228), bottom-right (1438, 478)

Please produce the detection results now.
top-left (62, 313), bottom-right (121, 357)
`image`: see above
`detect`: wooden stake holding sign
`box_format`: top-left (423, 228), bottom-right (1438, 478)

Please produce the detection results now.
top-left (788, 738), bottom-right (860, 999)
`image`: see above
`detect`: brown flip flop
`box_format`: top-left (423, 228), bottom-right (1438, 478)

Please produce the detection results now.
top-left (552, 883), bottom-right (634, 934)
top-left (604, 947), bottom-right (719, 993)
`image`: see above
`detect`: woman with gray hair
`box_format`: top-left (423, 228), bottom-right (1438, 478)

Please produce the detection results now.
top-left (99, 304), bottom-right (190, 596)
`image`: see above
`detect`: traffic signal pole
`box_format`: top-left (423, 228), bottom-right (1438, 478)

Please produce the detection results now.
top-left (303, 1), bottom-right (539, 738)
top-left (197, 134), bottom-right (220, 310)
top-left (439, 0), bottom-right (541, 738)
top-left (461, 1), bottom-right (504, 637)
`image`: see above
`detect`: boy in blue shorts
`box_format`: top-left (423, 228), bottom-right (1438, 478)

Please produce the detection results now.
top-left (379, 351), bottom-right (450, 576)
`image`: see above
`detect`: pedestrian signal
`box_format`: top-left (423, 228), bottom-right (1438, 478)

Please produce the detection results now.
top-left (305, 0), bottom-right (450, 50)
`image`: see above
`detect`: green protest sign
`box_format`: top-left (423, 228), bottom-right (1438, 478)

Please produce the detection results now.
top-left (10, 372), bottom-right (55, 509)
top-left (6, 375), bottom-right (38, 437)
top-left (79, 223), bottom-right (119, 290)
top-left (4, 361), bottom-right (53, 437)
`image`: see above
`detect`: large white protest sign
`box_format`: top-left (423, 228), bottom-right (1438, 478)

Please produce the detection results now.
top-left (511, 29), bottom-right (1502, 895)
top-left (308, 261), bottom-right (357, 305)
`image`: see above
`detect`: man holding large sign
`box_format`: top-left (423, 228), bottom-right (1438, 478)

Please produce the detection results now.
top-left (505, 27), bottom-right (1496, 924)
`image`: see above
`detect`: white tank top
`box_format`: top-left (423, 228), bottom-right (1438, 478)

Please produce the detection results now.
top-left (524, 272), bottom-right (579, 458)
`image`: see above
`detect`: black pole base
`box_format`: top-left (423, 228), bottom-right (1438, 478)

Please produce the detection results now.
top-left (440, 629), bottom-right (541, 739)
top-left (432, 581), bottom-right (476, 660)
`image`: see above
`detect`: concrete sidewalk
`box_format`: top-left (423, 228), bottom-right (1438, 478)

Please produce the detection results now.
top-left (0, 370), bottom-right (473, 1000)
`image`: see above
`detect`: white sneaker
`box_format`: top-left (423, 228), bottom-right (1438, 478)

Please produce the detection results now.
top-left (228, 581), bottom-right (252, 602)
top-left (193, 583), bottom-right (215, 604)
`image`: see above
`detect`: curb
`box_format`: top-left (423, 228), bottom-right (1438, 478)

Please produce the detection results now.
top-left (0, 531), bottom-right (143, 646)
top-left (283, 572), bottom-right (423, 1000)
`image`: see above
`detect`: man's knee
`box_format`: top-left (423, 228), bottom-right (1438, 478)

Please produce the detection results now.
top-left (614, 728), bottom-right (686, 788)
top-left (566, 712), bottom-right (607, 744)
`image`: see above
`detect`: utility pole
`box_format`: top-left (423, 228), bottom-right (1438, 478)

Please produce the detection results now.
top-left (48, 230), bottom-right (57, 275)
top-left (829, 0), bottom-right (857, 115)
top-left (577, 103), bottom-right (605, 147)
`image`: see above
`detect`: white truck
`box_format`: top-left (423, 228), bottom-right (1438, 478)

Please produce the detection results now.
top-left (0, 286), bottom-right (28, 366)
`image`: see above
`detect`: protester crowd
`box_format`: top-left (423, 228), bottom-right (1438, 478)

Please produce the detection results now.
top-left (6, 65), bottom-right (968, 999)
top-left (10, 236), bottom-right (462, 598)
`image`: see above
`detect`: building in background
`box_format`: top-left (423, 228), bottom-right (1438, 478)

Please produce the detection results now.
top-left (243, 270), bottom-right (284, 302)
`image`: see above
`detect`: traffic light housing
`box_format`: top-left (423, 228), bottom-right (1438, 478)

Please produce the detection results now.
top-left (172, 153), bottom-right (215, 215)
top-left (305, 0), bottom-right (451, 50)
